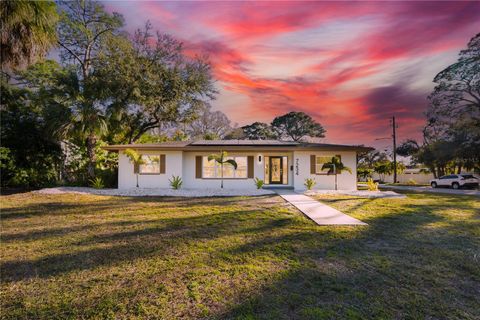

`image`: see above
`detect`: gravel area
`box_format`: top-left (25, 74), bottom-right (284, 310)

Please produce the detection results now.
top-left (35, 187), bottom-right (276, 197)
top-left (305, 189), bottom-right (406, 199)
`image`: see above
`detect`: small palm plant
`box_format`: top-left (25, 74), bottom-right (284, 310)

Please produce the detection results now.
top-left (207, 151), bottom-right (237, 188)
top-left (90, 177), bottom-right (105, 189)
top-left (321, 156), bottom-right (352, 190)
top-left (169, 175), bottom-right (183, 190)
top-left (123, 148), bottom-right (144, 188)
top-left (254, 177), bottom-right (264, 189)
top-left (367, 178), bottom-right (379, 191)
top-left (304, 178), bottom-right (316, 190)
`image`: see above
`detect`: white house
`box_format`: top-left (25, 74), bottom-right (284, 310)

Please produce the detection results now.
top-left (103, 140), bottom-right (372, 191)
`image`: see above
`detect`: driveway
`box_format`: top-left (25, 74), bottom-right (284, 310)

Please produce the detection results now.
top-left (379, 184), bottom-right (480, 197)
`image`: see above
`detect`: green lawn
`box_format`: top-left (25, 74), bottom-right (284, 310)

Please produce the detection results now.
top-left (1, 191), bottom-right (479, 319)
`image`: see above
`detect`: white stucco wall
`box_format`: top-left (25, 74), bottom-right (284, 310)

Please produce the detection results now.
top-left (292, 151), bottom-right (357, 190)
top-left (182, 151), bottom-right (294, 189)
top-left (117, 149), bottom-right (357, 190)
top-left (118, 151), bottom-right (183, 189)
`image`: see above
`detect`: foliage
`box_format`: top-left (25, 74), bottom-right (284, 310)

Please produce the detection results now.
top-left (169, 175), bottom-right (183, 190)
top-left (54, 0), bottom-right (125, 179)
top-left (253, 177), bottom-right (265, 189)
top-left (0, 78), bottom-right (62, 188)
top-left (407, 179), bottom-right (417, 186)
top-left (271, 111), bottom-right (326, 141)
top-left (401, 33), bottom-right (480, 177)
top-left (123, 149), bottom-right (143, 166)
top-left (304, 178), bottom-right (316, 190)
top-left (207, 151), bottom-right (238, 188)
top-left (373, 161), bottom-right (393, 182)
top-left (357, 167), bottom-right (373, 180)
top-left (0, 147), bottom-right (16, 185)
top-left (373, 160), bottom-right (405, 182)
top-left (224, 127), bottom-right (246, 139)
top-left (90, 177), bottom-right (105, 189)
top-left (187, 104), bottom-right (232, 139)
top-left (321, 157), bottom-right (352, 175)
top-left (2, 0), bottom-right (218, 188)
top-left (0, 0), bottom-right (59, 70)
top-left (241, 122), bottom-right (277, 140)
top-left (366, 178), bottom-right (379, 191)
top-left (321, 157), bottom-right (351, 190)
top-left (135, 133), bottom-right (170, 144)
top-left (123, 148), bottom-right (144, 188)
top-left (95, 21), bottom-right (217, 144)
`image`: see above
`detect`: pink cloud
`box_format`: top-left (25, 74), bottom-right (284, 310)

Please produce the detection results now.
top-left (105, 1), bottom-right (480, 146)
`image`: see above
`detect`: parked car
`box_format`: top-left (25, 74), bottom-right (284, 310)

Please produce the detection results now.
top-left (430, 174), bottom-right (479, 189)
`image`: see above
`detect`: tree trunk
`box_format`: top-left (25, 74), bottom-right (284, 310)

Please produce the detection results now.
top-left (457, 165), bottom-right (462, 174)
top-left (430, 166), bottom-right (438, 179)
top-left (86, 133), bottom-right (97, 179)
top-left (221, 163), bottom-right (224, 188)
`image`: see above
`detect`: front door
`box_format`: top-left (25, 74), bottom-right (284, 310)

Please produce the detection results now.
top-left (269, 156), bottom-right (283, 184)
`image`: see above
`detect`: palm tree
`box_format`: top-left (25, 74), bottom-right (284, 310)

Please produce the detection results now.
top-left (54, 102), bottom-right (108, 180)
top-left (321, 157), bottom-right (352, 190)
top-left (123, 149), bottom-right (144, 188)
top-left (208, 151), bottom-right (237, 188)
top-left (1, 0), bottom-right (59, 70)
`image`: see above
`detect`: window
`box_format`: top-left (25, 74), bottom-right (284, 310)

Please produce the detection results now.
top-left (139, 155), bottom-right (160, 174)
top-left (202, 156), bottom-right (248, 179)
top-left (315, 155), bottom-right (341, 174)
top-left (440, 175), bottom-right (456, 180)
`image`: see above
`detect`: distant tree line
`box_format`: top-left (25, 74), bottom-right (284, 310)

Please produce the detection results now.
top-left (228, 111), bottom-right (326, 141)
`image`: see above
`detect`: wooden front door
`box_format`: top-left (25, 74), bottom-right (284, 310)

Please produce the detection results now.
top-left (269, 156), bottom-right (283, 184)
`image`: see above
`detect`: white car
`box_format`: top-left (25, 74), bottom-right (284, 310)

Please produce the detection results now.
top-left (430, 174), bottom-right (479, 189)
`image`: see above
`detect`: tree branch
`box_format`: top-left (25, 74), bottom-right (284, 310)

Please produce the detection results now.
top-left (57, 41), bottom-right (84, 68)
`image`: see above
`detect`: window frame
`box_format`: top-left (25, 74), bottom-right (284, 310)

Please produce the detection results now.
top-left (202, 156), bottom-right (248, 179)
top-left (138, 154), bottom-right (161, 175)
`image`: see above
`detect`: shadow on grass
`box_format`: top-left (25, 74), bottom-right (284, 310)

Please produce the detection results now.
top-left (0, 194), bottom-right (279, 220)
top-left (215, 204), bottom-right (479, 319)
top-left (1, 207), bottom-right (298, 283)
top-left (1, 193), bottom-right (478, 319)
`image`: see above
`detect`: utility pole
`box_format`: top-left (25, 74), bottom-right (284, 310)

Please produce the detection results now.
top-left (392, 116), bottom-right (397, 184)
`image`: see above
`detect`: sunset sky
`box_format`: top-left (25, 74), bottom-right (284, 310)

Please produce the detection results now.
top-left (104, 1), bottom-right (479, 148)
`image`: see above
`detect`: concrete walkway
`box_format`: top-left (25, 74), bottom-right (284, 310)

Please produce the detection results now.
top-left (380, 184), bottom-right (480, 197)
top-left (276, 190), bottom-right (367, 226)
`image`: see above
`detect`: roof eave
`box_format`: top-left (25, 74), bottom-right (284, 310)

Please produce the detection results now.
top-left (102, 144), bottom-right (374, 152)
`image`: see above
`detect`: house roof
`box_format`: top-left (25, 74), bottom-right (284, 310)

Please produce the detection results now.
top-left (103, 140), bottom-right (373, 152)
top-left (190, 139), bottom-right (300, 146)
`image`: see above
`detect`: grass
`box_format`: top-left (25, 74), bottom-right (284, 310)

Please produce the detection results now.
top-left (1, 191), bottom-right (479, 319)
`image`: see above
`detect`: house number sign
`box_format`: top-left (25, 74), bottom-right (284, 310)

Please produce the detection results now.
top-left (295, 158), bottom-right (299, 175)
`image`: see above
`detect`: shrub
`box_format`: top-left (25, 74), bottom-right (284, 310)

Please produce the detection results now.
top-left (367, 178), bottom-right (379, 191)
top-left (407, 178), bottom-right (417, 185)
top-left (304, 178), bottom-right (316, 190)
top-left (253, 177), bottom-right (264, 189)
top-left (169, 175), bottom-right (183, 190)
top-left (90, 177), bottom-right (105, 189)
